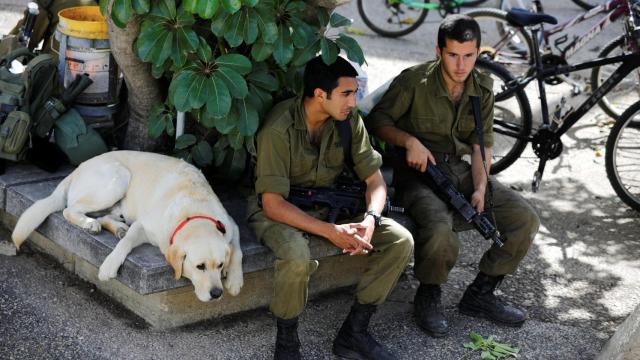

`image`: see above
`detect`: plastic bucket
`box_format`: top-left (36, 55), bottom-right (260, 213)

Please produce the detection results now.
top-left (55, 6), bottom-right (119, 105)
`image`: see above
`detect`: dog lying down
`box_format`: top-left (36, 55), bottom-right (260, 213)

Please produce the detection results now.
top-left (12, 151), bottom-right (243, 302)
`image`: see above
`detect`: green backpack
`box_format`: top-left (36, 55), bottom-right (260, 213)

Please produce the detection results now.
top-left (0, 47), bottom-right (58, 161)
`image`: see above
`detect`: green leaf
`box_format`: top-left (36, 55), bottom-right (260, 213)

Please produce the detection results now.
top-left (192, 140), bottom-right (214, 167)
top-left (221, 0), bottom-right (242, 13)
top-left (217, 54), bottom-right (252, 75)
top-left (335, 33), bottom-right (365, 65)
top-left (112, 0), bottom-right (133, 27)
top-left (151, 0), bottom-right (176, 18)
top-left (196, 37), bottom-right (213, 62)
top-left (285, 1), bottom-right (305, 14)
top-left (317, 8), bottom-right (330, 26)
top-left (165, 115), bottom-right (175, 136)
top-left (132, 0), bottom-right (150, 14)
top-left (242, 0), bottom-right (258, 6)
top-left (273, 26), bottom-right (294, 68)
top-left (234, 98), bottom-right (259, 135)
top-left (228, 129), bottom-right (245, 149)
top-left (99, 0), bottom-right (108, 17)
top-left (330, 12), bottom-right (352, 28)
top-left (463, 342), bottom-right (479, 350)
top-left (469, 331), bottom-right (484, 345)
top-left (481, 351), bottom-right (496, 360)
top-left (198, 0), bottom-right (219, 19)
top-left (214, 105), bottom-right (239, 134)
top-left (245, 135), bottom-right (257, 156)
top-left (210, 12), bottom-right (227, 36)
top-left (248, 83), bottom-right (272, 115)
top-left (250, 39), bottom-right (274, 61)
top-left (213, 136), bottom-right (230, 166)
top-left (173, 25), bottom-right (199, 66)
top-left (148, 102), bottom-right (168, 138)
top-left (320, 37), bottom-right (338, 65)
top-left (292, 38), bottom-right (320, 67)
top-left (205, 76), bottom-right (232, 117)
top-left (248, 69), bottom-right (278, 91)
top-left (224, 11), bottom-right (245, 47)
top-left (243, 8), bottom-right (259, 44)
top-left (217, 68), bottom-right (248, 98)
top-left (254, 7), bottom-right (277, 43)
top-left (176, 134), bottom-right (197, 149)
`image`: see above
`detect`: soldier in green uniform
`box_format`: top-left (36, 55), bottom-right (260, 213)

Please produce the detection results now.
top-left (248, 56), bottom-right (413, 360)
top-left (366, 15), bottom-right (540, 338)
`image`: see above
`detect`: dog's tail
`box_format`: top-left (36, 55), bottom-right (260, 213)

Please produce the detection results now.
top-left (12, 176), bottom-right (72, 250)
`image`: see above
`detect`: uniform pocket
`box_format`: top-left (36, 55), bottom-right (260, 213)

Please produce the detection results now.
top-left (414, 116), bottom-right (449, 136)
top-left (457, 115), bottom-right (476, 139)
top-left (324, 145), bottom-right (344, 168)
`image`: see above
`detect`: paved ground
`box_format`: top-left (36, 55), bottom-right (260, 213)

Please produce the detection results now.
top-left (1, 0), bottom-right (640, 359)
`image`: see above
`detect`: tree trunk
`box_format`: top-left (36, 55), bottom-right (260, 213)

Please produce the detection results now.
top-left (106, 0), bottom-right (160, 151)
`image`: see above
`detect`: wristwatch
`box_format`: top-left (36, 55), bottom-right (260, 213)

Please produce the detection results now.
top-left (365, 210), bottom-right (382, 228)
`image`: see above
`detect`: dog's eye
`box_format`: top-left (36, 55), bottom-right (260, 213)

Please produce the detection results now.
top-left (196, 263), bottom-right (205, 271)
top-left (217, 263), bottom-right (223, 269)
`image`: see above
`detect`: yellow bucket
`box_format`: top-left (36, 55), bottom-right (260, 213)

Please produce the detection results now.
top-left (57, 6), bottom-right (108, 40)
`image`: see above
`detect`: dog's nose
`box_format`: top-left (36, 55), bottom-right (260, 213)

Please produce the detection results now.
top-left (209, 288), bottom-right (223, 299)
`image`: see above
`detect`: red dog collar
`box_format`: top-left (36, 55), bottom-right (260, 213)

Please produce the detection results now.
top-left (169, 216), bottom-right (226, 245)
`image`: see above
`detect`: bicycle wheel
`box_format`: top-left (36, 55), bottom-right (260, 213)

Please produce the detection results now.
top-left (467, 8), bottom-right (534, 78)
top-left (590, 35), bottom-right (640, 121)
top-left (357, 0), bottom-right (429, 38)
top-left (605, 100), bottom-right (640, 211)
top-left (475, 58), bottom-right (533, 174)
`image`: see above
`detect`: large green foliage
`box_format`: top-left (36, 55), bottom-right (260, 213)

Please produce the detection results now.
top-left (102, 0), bottom-right (365, 172)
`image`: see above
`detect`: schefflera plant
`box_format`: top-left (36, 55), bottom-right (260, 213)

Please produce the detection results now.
top-left (102, 0), bottom-right (366, 177)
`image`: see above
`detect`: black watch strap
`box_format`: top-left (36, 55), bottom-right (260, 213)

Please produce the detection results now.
top-left (365, 210), bottom-right (382, 227)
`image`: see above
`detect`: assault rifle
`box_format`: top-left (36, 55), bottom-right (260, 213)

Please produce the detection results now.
top-left (422, 163), bottom-right (506, 248)
top-left (286, 182), bottom-right (404, 224)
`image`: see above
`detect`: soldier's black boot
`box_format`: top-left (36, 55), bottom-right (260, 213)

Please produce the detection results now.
top-left (458, 272), bottom-right (527, 326)
top-left (274, 317), bottom-right (301, 360)
top-left (332, 302), bottom-right (396, 360)
top-left (414, 284), bottom-right (449, 337)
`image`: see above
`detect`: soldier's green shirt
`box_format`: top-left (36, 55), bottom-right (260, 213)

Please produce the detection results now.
top-left (255, 97), bottom-right (382, 197)
top-left (366, 60), bottom-right (494, 156)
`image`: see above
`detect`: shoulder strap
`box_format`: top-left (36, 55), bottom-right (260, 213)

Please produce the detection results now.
top-left (335, 119), bottom-right (353, 169)
top-left (470, 96), bottom-right (486, 163)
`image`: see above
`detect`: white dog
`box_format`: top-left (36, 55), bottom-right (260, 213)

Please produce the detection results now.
top-left (12, 151), bottom-right (243, 302)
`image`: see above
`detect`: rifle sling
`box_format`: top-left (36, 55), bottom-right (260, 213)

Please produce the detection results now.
top-left (469, 95), bottom-right (496, 221)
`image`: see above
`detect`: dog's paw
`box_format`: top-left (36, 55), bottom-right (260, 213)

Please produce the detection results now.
top-left (115, 225), bottom-right (129, 239)
top-left (83, 219), bottom-right (102, 234)
top-left (224, 271), bottom-right (243, 296)
top-left (98, 256), bottom-right (120, 281)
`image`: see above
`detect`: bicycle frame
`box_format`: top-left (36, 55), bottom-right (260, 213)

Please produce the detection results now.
top-left (391, 0), bottom-right (467, 11)
top-left (534, 0), bottom-right (629, 58)
top-left (497, 52), bottom-right (640, 140)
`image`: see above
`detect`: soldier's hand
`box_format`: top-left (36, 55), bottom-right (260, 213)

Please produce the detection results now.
top-left (330, 223), bottom-right (373, 256)
top-left (406, 137), bottom-right (436, 172)
top-left (471, 190), bottom-right (485, 213)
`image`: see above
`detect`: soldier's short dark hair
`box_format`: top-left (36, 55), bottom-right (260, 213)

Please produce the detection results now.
top-left (303, 56), bottom-right (358, 99)
top-left (437, 14), bottom-right (481, 49)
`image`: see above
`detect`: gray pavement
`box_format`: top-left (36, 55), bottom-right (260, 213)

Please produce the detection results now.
top-left (2, 0), bottom-right (640, 359)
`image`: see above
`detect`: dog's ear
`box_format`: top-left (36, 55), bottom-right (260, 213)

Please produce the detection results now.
top-left (223, 245), bottom-right (231, 277)
top-left (165, 245), bottom-right (186, 280)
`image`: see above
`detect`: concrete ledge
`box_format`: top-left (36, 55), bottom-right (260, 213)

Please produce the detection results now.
top-left (0, 164), bottom-right (73, 209)
top-left (7, 213), bottom-right (367, 328)
top-left (596, 302), bottom-right (640, 360)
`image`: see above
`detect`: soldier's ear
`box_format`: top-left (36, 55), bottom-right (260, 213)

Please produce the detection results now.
top-left (314, 88), bottom-right (326, 102)
top-left (435, 46), bottom-right (441, 59)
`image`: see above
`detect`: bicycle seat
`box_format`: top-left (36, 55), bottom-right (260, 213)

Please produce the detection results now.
top-left (506, 8), bottom-right (558, 27)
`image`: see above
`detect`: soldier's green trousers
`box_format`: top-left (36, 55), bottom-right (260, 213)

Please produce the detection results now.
top-left (397, 156), bottom-right (540, 285)
top-left (248, 205), bottom-right (413, 320)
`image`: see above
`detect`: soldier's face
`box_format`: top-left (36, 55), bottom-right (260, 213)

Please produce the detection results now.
top-left (436, 39), bottom-right (478, 85)
top-left (322, 77), bottom-right (358, 121)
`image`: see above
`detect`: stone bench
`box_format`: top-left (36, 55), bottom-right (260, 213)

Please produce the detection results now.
top-left (0, 164), bottom-right (375, 328)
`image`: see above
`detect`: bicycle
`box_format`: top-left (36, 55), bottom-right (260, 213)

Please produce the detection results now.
top-left (357, 0), bottom-right (488, 38)
top-left (475, 3), bottom-right (640, 211)
top-left (500, 0), bottom-right (603, 12)
top-left (467, 0), bottom-right (640, 120)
